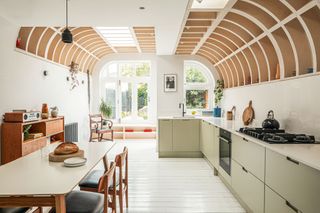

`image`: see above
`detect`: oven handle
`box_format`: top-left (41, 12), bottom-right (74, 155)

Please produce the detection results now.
top-left (219, 137), bottom-right (231, 144)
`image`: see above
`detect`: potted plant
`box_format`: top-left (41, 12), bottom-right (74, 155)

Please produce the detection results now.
top-left (213, 80), bottom-right (224, 117)
top-left (99, 99), bottom-right (112, 125)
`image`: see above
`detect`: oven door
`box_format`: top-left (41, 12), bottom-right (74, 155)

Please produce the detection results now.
top-left (219, 136), bottom-right (231, 175)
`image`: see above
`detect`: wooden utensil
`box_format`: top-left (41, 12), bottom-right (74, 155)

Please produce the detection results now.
top-left (242, 101), bottom-right (254, 126)
top-left (49, 150), bottom-right (84, 162)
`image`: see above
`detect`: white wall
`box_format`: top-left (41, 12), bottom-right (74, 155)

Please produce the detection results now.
top-left (92, 54), bottom-right (218, 122)
top-left (0, 16), bottom-right (90, 156)
top-left (221, 75), bottom-right (320, 140)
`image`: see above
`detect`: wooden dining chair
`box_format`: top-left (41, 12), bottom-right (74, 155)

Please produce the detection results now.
top-left (98, 162), bottom-right (117, 213)
top-left (89, 114), bottom-right (114, 142)
top-left (49, 162), bottom-right (116, 213)
top-left (79, 147), bottom-right (129, 213)
top-left (0, 208), bottom-right (30, 213)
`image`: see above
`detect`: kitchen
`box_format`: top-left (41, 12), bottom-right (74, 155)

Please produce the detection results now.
top-left (0, 0), bottom-right (320, 213)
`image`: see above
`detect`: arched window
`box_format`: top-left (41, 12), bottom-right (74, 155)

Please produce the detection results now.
top-left (184, 61), bottom-right (214, 111)
top-left (99, 61), bottom-right (152, 123)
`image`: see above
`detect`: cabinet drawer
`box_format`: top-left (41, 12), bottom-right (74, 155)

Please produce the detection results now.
top-left (158, 120), bottom-right (173, 152)
top-left (22, 138), bottom-right (47, 156)
top-left (231, 160), bottom-right (264, 213)
top-left (232, 134), bottom-right (265, 181)
top-left (265, 186), bottom-right (299, 213)
top-left (46, 119), bottom-right (63, 135)
top-left (266, 149), bottom-right (320, 213)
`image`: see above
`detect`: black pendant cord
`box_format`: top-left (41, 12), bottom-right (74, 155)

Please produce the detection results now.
top-left (66, 0), bottom-right (68, 28)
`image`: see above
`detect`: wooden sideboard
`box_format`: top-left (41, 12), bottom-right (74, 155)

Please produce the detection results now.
top-left (1, 117), bottom-right (64, 164)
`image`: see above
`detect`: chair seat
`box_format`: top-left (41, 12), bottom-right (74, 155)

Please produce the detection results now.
top-left (50, 191), bottom-right (104, 213)
top-left (79, 170), bottom-right (119, 190)
top-left (96, 128), bottom-right (112, 134)
top-left (0, 208), bottom-right (29, 213)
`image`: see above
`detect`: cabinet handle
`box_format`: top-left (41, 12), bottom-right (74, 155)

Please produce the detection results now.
top-left (285, 201), bottom-right (299, 213)
top-left (243, 138), bottom-right (248, 142)
top-left (286, 157), bottom-right (299, 165)
top-left (242, 167), bottom-right (248, 173)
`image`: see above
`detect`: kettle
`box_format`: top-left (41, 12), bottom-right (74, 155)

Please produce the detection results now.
top-left (262, 110), bottom-right (280, 129)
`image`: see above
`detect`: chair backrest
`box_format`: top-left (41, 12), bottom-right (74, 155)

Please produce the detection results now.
top-left (115, 147), bottom-right (128, 185)
top-left (89, 114), bottom-right (103, 130)
top-left (98, 162), bottom-right (116, 193)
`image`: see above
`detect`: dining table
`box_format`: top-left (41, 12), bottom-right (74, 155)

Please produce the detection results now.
top-left (0, 141), bottom-right (115, 213)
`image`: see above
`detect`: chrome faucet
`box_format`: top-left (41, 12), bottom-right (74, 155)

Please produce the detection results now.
top-left (179, 103), bottom-right (186, 117)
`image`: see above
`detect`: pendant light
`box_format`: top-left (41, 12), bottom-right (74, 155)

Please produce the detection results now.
top-left (62, 0), bottom-right (73, 43)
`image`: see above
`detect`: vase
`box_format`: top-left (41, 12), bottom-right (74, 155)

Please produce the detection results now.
top-left (213, 107), bottom-right (221, 117)
top-left (42, 103), bottom-right (49, 119)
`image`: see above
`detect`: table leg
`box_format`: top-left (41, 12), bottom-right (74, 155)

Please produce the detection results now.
top-left (103, 155), bottom-right (109, 171)
top-left (55, 195), bottom-right (66, 213)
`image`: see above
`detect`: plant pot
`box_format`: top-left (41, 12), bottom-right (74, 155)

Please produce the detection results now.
top-left (213, 107), bottom-right (221, 117)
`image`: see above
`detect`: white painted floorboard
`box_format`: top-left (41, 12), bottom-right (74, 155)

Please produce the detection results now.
top-left (102, 140), bottom-right (246, 213)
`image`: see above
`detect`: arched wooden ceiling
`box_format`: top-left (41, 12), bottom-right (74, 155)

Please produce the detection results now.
top-left (175, 0), bottom-right (320, 88)
top-left (16, 26), bottom-right (156, 73)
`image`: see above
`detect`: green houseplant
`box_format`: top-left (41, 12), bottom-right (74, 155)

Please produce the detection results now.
top-left (99, 99), bottom-right (112, 125)
top-left (213, 80), bottom-right (224, 117)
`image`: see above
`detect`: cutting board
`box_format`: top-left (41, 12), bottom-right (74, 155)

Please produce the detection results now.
top-left (49, 150), bottom-right (84, 162)
top-left (242, 101), bottom-right (254, 126)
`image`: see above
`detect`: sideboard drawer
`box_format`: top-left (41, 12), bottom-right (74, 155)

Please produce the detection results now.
top-left (46, 119), bottom-right (64, 136)
top-left (22, 138), bottom-right (47, 156)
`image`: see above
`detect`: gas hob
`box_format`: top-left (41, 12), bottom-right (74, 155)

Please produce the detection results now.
top-left (239, 128), bottom-right (317, 144)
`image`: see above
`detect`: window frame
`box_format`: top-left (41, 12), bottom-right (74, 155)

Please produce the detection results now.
top-left (99, 60), bottom-right (152, 123)
top-left (183, 61), bottom-right (214, 111)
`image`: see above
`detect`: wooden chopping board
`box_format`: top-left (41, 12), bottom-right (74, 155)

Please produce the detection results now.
top-left (49, 150), bottom-right (84, 162)
top-left (242, 100), bottom-right (254, 126)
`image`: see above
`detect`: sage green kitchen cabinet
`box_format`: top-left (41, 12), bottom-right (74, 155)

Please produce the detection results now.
top-left (266, 149), bottom-right (320, 213)
top-left (200, 120), bottom-right (206, 153)
top-left (212, 126), bottom-right (219, 168)
top-left (200, 120), bottom-right (214, 163)
top-left (158, 119), bottom-right (173, 152)
top-left (232, 134), bottom-right (265, 181)
top-left (265, 186), bottom-right (298, 213)
top-left (231, 160), bottom-right (264, 213)
top-left (173, 119), bottom-right (200, 152)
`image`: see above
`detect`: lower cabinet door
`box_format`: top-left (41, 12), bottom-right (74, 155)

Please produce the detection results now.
top-left (212, 126), bottom-right (219, 168)
top-left (158, 120), bottom-right (173, 152)
top-left (173, 119), bottom-right (200, 152)
top-left (265, 186), bottom-right (299, 213)
top-left (231, 160), bottom-right (264, 213)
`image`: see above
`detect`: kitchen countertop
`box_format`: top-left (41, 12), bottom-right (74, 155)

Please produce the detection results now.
top-left (158, 116), bottom-right (320, 172)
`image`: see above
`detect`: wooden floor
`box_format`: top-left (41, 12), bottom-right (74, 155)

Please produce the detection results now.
top-left (104, 140), bottom-right (245, 213)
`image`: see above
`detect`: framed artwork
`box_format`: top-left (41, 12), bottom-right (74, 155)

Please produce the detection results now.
top-left (164, 74), bottom-right (177, 92)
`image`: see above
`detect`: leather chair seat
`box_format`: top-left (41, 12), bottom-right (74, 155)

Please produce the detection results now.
top-left (79, 170), bottom-right (119, 190)
top-left (0, 208), bottom-right (29, 213)
top-left (50, 191), bottom-right (104, 213)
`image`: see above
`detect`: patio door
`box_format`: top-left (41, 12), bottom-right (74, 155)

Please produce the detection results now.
top-left (119, 80), bottom-right (149, 122)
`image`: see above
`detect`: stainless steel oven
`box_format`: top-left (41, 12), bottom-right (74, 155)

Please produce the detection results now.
top-left (219, 129), bottom-right (231, 175)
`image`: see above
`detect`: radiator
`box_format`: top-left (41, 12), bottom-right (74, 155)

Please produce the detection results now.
top-left (65, 122), bottom-right (78, 142)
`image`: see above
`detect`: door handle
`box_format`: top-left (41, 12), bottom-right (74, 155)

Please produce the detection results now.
top-left (243, 138), bottom-right (248, 142)
top-left (242, 167), bottom-right (248, 173)
top-left (219, 137), bottom-right (231, 144)
top-left (285, 201), bottom-right (299, 213)
top-left (286, 157), bottom-right (299, 165)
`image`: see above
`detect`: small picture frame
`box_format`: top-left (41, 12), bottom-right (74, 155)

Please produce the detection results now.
top-left (164, 74), bottom-right (177, 92)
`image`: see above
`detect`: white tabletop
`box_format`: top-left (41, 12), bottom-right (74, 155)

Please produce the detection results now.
top-left (0, 142), bottom-right (114, 196)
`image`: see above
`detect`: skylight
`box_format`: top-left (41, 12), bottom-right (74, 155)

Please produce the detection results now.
top-left (191, 0), bottom-right (229, 10)
top-left (96, 27), bottom-right (136, 47)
